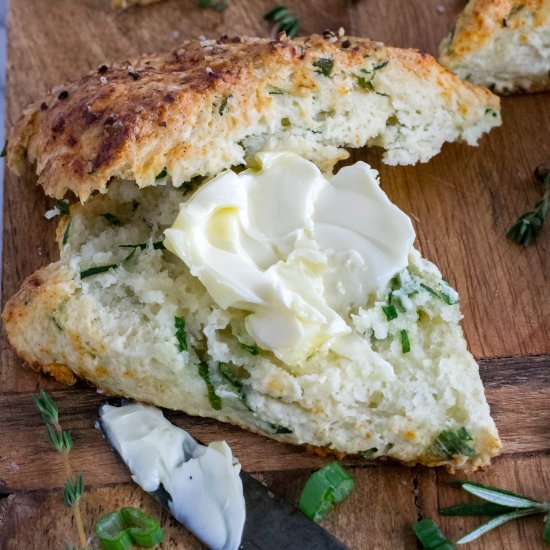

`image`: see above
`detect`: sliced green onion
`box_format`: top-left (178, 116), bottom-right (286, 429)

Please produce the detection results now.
top-left (400, 329), bottom-right (410, 353)
top-left (420, 282), bottom-right (440, 298)
top-left (411, 518), bottom-right (455, 549)
top-left (382, 305), bottom-right (398, 321)
top-left (430, 427), bottom-right (475, 458)
top-left (313, 58), bottom-right (334, 77)
top-left (198, 362), bottom-right (222, 410)
top-left (96, 507), bottom-right (164, 550)
top-left (174, 316), bottom-right (187, 352)
top-left (299, 462), bottom-right (354, 522)
top-left (80, 250), bottom-right (136, 279)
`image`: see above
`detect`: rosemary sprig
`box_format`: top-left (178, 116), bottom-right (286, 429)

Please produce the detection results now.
top-left (33, 390), bottom-right (87, 549)
top-left (264, 6), bottom-right (300, 38)
top-left (507, 164), bottom-right (550, 246)
top-left (198, 0), bottom-right (228, 11)
top-left (412, 481), bottom-right (550, 548)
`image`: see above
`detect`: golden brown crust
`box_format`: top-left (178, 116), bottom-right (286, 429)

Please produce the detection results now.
top-left (7, 34), bottom-right (499, 201)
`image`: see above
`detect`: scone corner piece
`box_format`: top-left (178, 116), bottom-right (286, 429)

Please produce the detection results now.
top-left (439, 0), bottom-right (550, 93)
top-left (6, 33), bottom-right (500, 201)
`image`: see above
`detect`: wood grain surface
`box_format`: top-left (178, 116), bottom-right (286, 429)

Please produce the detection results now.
top-left (1, 0), bottom-right (549, 548)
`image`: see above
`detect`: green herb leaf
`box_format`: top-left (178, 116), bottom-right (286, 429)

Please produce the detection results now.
top-left (400, 329), bottom-right (410, 353)
top-left (52, 315), bottom-right (64, 332)
top-left (63, 474), bottom-right (84, 508)
top-left (356, 76), bottom-right (375, 91)
top-left (264, 6), bottom-right (300, 38)
top-left (411, 518), bottom-right (455, 549)
top-left (119, 241), bottom-right (166, 250)
top-left (456, 508), bottom-right (541, 544)
top-left (102, 213), bottom-right (122, 226)
top-left (174, 316), bottom-right (187, 352)
top-left (57, 200), bottom-right (71, 216)
top-left (80, 263), bottom-right (120, 279)
top-left (218, 95), bottom-right (231, 115)
top-left (62, 220), bottom-right (71, 246)
top-left (239, 342), bottom-right (259, 355)
top-left (452, 481), bottom-right (542, 509)
top-left (313, 58), bottom-right (334, 77)
top-left (32, 389), bottom-right (59, 425)
top-left (543, 512), bottom-right (550, 544)
top-left (198, 362), bottom-right (222, 410)
top-left (155, 168), bottom-right (168, 179)
top-left (507, 165), bottom-right (550, 246)
top-left (382, 305), bottom-right (398, 321)
top-left (429, 427), bottom-right (475, 458)
top-left (439, 502), bottom-right (513, 516)
top-left (299, 462), bottom-right (354, 522)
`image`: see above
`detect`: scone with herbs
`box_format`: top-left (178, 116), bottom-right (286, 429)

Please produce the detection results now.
top-left (3, 35), bottom-right (501, 471)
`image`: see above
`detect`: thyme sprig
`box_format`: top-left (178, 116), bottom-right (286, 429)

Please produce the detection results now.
top-left (507, 164), bottom-right (550, 246)
top-left (33, 390), bottom-right (87, 549)
top-left (264, 6), bottom-right (300, 38)
top-left (412, 481), bottom-right (550, 548)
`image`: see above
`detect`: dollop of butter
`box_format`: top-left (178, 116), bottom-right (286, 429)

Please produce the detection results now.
top-left (99, 403), bottom-right (245, 550)
top-left (164, 152), bottom-right (415, 364)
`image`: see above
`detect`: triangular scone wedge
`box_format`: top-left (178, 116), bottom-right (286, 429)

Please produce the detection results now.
top-left (439, 0), bottom-right (550, 93)
top-left (6, 34), bottom-right (500, 202)
top-left (3, 177), bottom-right (500, 472)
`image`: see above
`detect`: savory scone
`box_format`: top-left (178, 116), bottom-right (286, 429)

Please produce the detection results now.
top-left (3, 35), bottom-right (501, 471)
top-left (439, 0), bottom-right (550, 93)
top-left (6, 34), bottom-right (500, 201)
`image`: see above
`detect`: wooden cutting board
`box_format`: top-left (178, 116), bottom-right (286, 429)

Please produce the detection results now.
top-left (1, 0), bottom-right (549, 548)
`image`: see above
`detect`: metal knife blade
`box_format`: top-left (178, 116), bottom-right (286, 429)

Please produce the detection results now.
top-left (239, 471), bottom-right (349, 550)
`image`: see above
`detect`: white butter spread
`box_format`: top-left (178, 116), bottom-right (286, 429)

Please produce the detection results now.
top-left (99, 403), bottom-right (245, 550)
top-left (165, 152), bottom-right (415, 364)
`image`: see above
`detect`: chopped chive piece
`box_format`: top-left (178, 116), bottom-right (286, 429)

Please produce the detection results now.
top-left (298, 462), bottom-right (354, 522)
top-left (0, 140), bottom-right (7, 157)
top-left (439, 502), bottom-right (513, 516)
top-left (400, 329), bottom-right (410, 353)
top-left (62, 220), bottom-right (71, 246)
top-left (174, 316), bottom-right (187, 352)
top-left (382, 305), bottom-right (398, 321)
top-left (102, 213), bottom-right (122, 226)
top-left (239, 342), bottom-right (259, 355)
top-left (411, 518), bottom-right (455, 549)
top-left (52, 316), bottom-right (64, 332)
top-left (218, 95), bottom-right (231, 115)
top-left (313, 58), bottom-right (334, 77)
top-left (356, 76), bottom-right (375, 91)
top-left (270, 424), bottom-right (292, 434)
top-left (119, 241), bottom-right (166, 250)
top-left (420, 283), bottom-right (439, 298)
top-left (155, 168), bottom-right (167, 179)
top-left (429, 427), bottom-right (475, 458)
top-left (198, 362), bottom-right (222, 410)
top-left (359, 448), bottom-right (377, 459)
top-left (80, 263), bottom-right (120, 279)
top-left (57, 200), bottom-right (70, 216)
